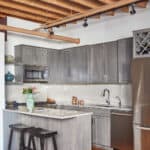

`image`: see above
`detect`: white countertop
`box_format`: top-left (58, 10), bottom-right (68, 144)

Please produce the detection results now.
top-left (4, 107), bottom-right (93, 120)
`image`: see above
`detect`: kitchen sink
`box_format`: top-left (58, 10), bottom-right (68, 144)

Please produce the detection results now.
top-left (89, 104), bottom-right (115, 107)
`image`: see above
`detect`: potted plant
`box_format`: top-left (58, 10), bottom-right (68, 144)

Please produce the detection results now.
top-left (22, 87), bottom-right (35, 112)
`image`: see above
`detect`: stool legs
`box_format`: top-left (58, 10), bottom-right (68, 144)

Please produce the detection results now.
top-left (8, 129), bottom-right (13, 150)
top-left (27, 135), bottom-right (36, 150)
top-left (19, 131), bottom-right (25, 150)
top-left (52, 136), bottom-right (57, 150)
top-left (40, 138), bottom-right (45, 150)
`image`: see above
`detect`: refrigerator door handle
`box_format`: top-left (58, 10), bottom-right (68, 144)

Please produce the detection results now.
top-left (136, 126), bottom-right (150, 131)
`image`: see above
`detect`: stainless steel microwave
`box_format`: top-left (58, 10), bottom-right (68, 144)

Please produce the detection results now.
top-left (23, 65), bottom-right (48, 83)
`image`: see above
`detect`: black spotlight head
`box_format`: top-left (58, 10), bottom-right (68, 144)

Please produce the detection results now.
top-left (48, 28), bottom-right (54, 35)
top-left (83, 18), bottom-right (88, 27)
top-left (130, 4), bottom-right (136, 15)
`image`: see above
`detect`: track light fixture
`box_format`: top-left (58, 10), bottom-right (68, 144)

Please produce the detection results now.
top-left (130, 4), bottom-right (136, 15)
top-left (83, 18), bottom-right (88, 28)
top-left (48, 28), bottom-right (54, 35)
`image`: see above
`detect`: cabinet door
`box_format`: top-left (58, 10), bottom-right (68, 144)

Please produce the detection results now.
top-left (59, 50), bottom-right (70, 83)
top-left (22, 45), bottom-right (34, 65)
top-left (103, 41), bottom-right (118, 83)
top-left (33, 47), bottom-right (48, 66)
top-left (118, 38), bottom-right (133, 83)
top-left (69, 46), bottom-right (89, 83)
top-left (89, 44), bottom-right (105, 83)
top-left (94, 115), bottom-right (111, 147)
top-left (48, 50), bottom-right (70, 84)
top-left (15, 45), bottom-right (23, 63)
top-left (47, 50), bottom-right (59, 83)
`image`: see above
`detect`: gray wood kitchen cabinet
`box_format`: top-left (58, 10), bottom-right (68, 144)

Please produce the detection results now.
top-left (15, 45), bottom-right (48, 66)
top-left (69, 46), bottom-right (90, 83)
top-left (21, 45), bottom-right (34, 65)
top-left (118, 38), bottom-right (133, 83)
top-left (47, 50), bottom-right (59, 83)
top-left (33, 47), bottom-right (48, 66)
top-left (89, 44), bottom-right (105, 83)
top-left (93, 115), bottom-right (111, 147)
top-left (103, 41), bottom-right (118, 83)
top-left (15, 45), bottom-right (33, 65)
top-left (48, 50), bottom-right (70, 84)
top-left (89, 41), bottom-right (118, 83)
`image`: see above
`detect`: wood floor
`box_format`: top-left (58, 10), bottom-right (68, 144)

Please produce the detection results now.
top-left (92, 146), bottom-right (104, 150)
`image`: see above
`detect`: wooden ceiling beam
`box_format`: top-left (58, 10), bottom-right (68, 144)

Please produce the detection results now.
top-left (119, 6), bottom-right (129, 13)
top-left (136, 0), bottom-right (148, 8)
top-left (71, 0), bottom-right (102, 9)
top-left (39, 0), bottom-right (88, 13)
top-left (97, 0), bottom-right (115, 4)
top-left (0, 1), bottom-right (61, 19)
top-left (104, 11), bottom-right (115, 16)
top-left (0, 24), bottom-right (80, 44)
top-left (36, 0), bottom-right (142, 30)
top-left (0, 7), bottom-right (53, 24)
top-left (12, 0), bottom-right (70, 16)
top-left (0, 1), bottom-right (61, 20)
top-left (0, 14), bottom-right (6, 18)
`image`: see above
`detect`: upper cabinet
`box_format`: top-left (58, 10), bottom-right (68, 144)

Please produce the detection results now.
top-left (33, 47), bottom-right (48, 66)
top-left (103, 41), bottom-right (118, 83)
top-left (118, 38), bottom-right (133, 83)
top-left (48, 50), bottom-right (70, 84)
top-left (14, 38), bottom-right (133, 84)
top-left (69, 46), bottom-right (90, 83)
top-left (89, 41), bottom-right (118, 84)
top-left (89, 44), bottom-right (105, 83)
top-left (15, 45), bottom-right (47, 66)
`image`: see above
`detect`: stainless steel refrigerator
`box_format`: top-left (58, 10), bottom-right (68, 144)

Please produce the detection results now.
top-left (132, 58), bottom-right (150, 150)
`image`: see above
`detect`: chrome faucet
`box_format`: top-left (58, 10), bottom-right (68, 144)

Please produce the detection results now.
top-left (103, 88), bottom-right (110, 105)
top-left (115, 96), bottom-right (121, 107)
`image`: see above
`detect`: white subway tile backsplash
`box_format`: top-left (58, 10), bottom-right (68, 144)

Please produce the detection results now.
top-left (6, 84), bottom-right (132, 107)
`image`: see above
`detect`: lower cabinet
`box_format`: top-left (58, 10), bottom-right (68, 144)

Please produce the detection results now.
top-left (92, 115), bottom-right (111, 147)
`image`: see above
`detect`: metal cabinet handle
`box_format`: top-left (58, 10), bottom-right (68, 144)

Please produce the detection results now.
top-left (111, 112), bottom-right (133, 116)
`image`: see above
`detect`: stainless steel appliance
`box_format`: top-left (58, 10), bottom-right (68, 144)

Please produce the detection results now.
top-left (24, 65), bottom-right (48, 83)
top-left (132, 58), bottom-right (150, 150)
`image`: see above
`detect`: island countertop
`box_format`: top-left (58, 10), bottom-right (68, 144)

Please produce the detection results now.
top-left (4, 107), bottom-right (93, 119)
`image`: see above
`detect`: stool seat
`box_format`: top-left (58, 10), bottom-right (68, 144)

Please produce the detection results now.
top-left (9, 123), bottom-right (33, 131)
top-left (8, 123), bottom-right (34, 150)
top-left (30, 128), bottom-right (57, 138)
top-left (27, 127), bottom-right (58, 150)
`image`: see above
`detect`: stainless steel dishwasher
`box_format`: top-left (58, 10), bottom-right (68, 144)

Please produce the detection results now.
top-left (111, 110), bottom-right (133, 150)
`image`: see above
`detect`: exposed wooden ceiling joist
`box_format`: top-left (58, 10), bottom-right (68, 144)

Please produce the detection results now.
top-left (0, 7), bottom-right (53, 24)
top-left (0, 14), bottom-right (6, 18)
top-left (119, 6), bottom-right (129, 12)
top-left (36, 0), bottom-right (143, 30)
top-left (0, 1), bottom-right (61, 20)
top-left (71, 0), bottom-right (103, 9)
top-left (98, 0), bottom-right (115, 4)
top-left (0, 24), bottom-right (80, 44)
top-left (39, 0), bottom-right (88, 13)
top-left (136, 0), bottom-right (148, 8)
top-left (12, 0), bottom-right (71, 16)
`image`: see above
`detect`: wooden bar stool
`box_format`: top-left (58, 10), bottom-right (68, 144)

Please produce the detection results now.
top-left (8, 123), bottom-right (34, 150)
top-left (27, 127), bottom-right (57, 150)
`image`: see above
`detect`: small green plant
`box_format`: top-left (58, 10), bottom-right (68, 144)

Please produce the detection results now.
top-left (22, 88), bottom-right (33, 94)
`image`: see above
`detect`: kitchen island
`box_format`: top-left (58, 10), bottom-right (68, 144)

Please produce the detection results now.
top-left (3, 108), bottom-right (92, 150)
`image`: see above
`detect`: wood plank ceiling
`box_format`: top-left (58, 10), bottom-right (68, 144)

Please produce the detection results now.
top-left (0, 0), bottom-right (148, 43)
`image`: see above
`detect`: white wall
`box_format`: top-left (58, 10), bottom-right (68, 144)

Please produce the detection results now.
top-left (6, 84), bottom-right (132, 107)
top-left (0, 32), bottom-right (5, 150)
